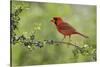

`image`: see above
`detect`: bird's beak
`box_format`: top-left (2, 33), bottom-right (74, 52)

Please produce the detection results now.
top-left (51, 19), bottom-right (55, 23)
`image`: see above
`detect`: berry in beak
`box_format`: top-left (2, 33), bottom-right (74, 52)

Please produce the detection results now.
top-left (51, 19), bottom-right (55, 23)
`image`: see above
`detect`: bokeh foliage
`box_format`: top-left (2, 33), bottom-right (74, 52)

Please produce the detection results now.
top-left (11, 1), bottom-right (96, 66)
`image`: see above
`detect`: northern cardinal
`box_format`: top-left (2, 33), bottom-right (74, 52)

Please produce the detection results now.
top-left (51, 16), bottom-right (88, 40)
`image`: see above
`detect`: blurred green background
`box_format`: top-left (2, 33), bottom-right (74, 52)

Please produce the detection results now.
top-left (11, 1), bottom-right (96, 66)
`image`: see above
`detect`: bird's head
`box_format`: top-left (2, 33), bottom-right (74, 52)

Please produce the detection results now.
top-left (51, 16), bottom-right (63, 25)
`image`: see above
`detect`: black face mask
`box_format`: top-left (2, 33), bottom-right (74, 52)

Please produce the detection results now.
top-left (53, 18), bottom-right (57, 25)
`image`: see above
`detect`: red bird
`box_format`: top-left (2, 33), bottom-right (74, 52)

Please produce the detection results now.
top-left (51, 16), bottom-right (88, 40)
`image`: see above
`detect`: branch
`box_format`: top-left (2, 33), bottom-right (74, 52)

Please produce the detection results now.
top-left (44, 40), bottom-right (83, 53)
top-left (44, 40), bottom-right (81, 48)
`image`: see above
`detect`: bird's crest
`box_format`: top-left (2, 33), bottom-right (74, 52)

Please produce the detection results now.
top-left (53, 16), bottom-right (62, 20)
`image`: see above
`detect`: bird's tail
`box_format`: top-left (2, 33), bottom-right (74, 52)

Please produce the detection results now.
top-left (75, 32), bottom-right (88, 38)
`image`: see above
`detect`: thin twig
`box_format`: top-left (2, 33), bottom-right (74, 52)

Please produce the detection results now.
top-left (44, 40), bottom-right (82, 49)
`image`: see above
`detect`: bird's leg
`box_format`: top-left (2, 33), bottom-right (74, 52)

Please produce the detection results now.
top-left (62, 35), bottom-right (66, 41)
top-left (69, 35), bottom-right (71, 42)
top-left (65, 35), bottom-right (71, 48)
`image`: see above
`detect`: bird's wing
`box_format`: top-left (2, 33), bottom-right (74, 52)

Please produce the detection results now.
top-left (58, 22), bottom-right (76, 31)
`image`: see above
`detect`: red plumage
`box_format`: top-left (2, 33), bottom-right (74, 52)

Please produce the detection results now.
top-left (51, 16), bottom-right (88, 40)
